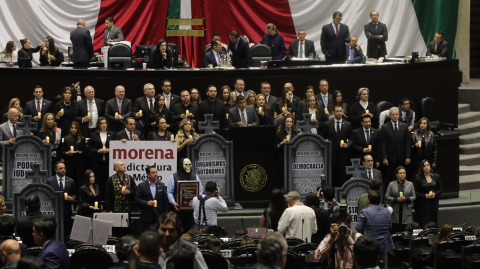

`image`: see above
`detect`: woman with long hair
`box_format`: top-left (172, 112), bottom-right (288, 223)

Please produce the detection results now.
top-left (176, 118), bottom-right (199, 162)
top-left (245, 90), bottom-right (257, 108)
top-left (36, 113), bottom-right (62, 169)
top-left (17, 38), bottom-right (43, 60)
top-left (77, 169), bottom-right (102, 218)
top-left (63, 121), bottom-right (86, 191)
top-left (147, 117), bottom-right (175, 141)
top-left (298, 95), bottom-right (328, 133)
top-left (305, 192), bottom-right (331, 244)
top-left (190, 88), bottom-right (202, 104)
top-left (39, 36), bottom-right (63, 66)
top-left (296, 86), bottom-right (323, 120)
top-left (349, 88), bottom-right (377, 129)
top-left (329, 90), bottom-right (348, 118)
top-left (151, 39), bottom-right (172, 69)
top-left (0, 41), bottom-right (17, 63)
top-left (260, 189), bottom-right (288, 231)
top-left (255, 94), bottom-right (273, 125)
top-left (147, 95), bottom-right (172, 131)
top-left (87, 117), bottom-right (115, 200)
top-left (273, 89), bottom-right (295, 118)
top-left (414, 160), bottom-right (443, 228)
top-left (3, 98), bottom-right (23, 123)
top-left (412, 117), bottom-right (437, 173)
top-left (217, 85), bottom-right (235, 108)
top-left (54, 86), bottom-right (77, 136)
top-left (275, 115), bottom-right (301, 186)
top-left (385, 166), bottom-right (416, 233)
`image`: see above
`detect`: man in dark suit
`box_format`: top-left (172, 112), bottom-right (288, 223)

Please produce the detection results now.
top-left (260, 81), bottom-right (278, 108)
top-left (74, 86), bottom-right (106, 137)
top-left (171, 90), bottom-right (198, 133)
top-left (228, 30), bottom-right (252, 68)
top-left (45, 161), bottom-right (76, 237)
top-left (34, 218), bottom-right (70, 269)
top-left (70, 19), bottom-right (94, 68)
top-left (115, 118), bottom-right (143, 141)
top-left (353, 116), bottom-right (381, 166)
top-left (203, 39), bottom-right (226, 68)
top-left (104, 16), bottom-right (124, 46)
top-left (359, 155), bottom-right (383, 182)
top-left (228, 95), bottom-right (259, 127)
top-left (380, 107), bottom-right (411, 189)
top-left (135, 166), bottom-right (168, 231)
top-left (134, 83), bottom-right (156, 132)
top-left (320, 11), bottom-right (350, 64)
top-left (426, 31), bottom-right (449, 58)
top-left (105, 85), bottom-right (133, 133)
top-left (320, 105), bottom-right (353, 187)
top-left (287, 29), bottom-right (316, 58)
top-left (16, 195), bottom-right (56, 248)
top-left (364, 10), bottom-right (388, 59)
top-left (256, 232), bottom-right (288, 269)
top-left (197, 85), bottom-right (225, 134)
top-left (345, 36), bottom-right (365, 64)
top-left (0, 215), bottom-right (28, 258)
top-left (24, 86), bottom-right (53, 130)
top-left (316, 80), bottom-right (332, 110)
top-left (161, 79), bottom-right (181, 110)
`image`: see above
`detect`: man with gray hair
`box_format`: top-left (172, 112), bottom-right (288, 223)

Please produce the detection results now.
top-left (134, 83), bottom-right (156, 133)
top-left (74, 86), bottom-right (106, 137)
top-left (380, 107), bottom-right (411, 191)
top-left (105, 85), bottom-right (133, 133)
top-left (70, 19), bottom-right (94, 68)
top-left (277, 191), bottom-right (317, 242)
top-left (257, 232), bottom-right (288, 269)
top-left (0, 239), bottom-right (21, 269)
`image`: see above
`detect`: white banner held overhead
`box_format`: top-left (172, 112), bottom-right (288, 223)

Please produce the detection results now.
top-left (109, 141), bottom-right (177, 185)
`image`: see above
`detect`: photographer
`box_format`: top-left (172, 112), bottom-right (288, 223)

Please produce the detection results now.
top-left (192, 181), bottom-right (228, 235)
top-left (315, 211), bottom-right (355, 269)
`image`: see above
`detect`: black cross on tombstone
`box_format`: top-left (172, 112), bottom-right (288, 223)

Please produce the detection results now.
top-left (16, 115), bottom-right (38, 135)
top-left (198, 114), bottom-right (219, 134)
top-left (296, 113), bottom-right (318, 134)
top-left (25, 163), bottom-right (49, 184)
top-left (345, 158), bottom-right (366, 179)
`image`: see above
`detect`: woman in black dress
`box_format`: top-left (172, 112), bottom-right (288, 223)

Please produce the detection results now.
top-left (414, 160), bottom-right (442, 228)
top-left (274, 115), bottom-right (300, 187)
top-left (146, 95), bottom-right (172, 132)
top-left (36, 113), bottom-right (62, 170)
top-left (348, 88), bottom-right (377, 129)
top-left (87, 117), bottom-right (115, 200)
top-left (17, 38), bottom-right (43, 60)
top-left (54, 86), bottom-right (76, 137)
top-left (77, 169), bottom-right (102, 218)
top-left (147, 117), bottom-right (175, 141)
top-left (255, 94), bottom-right (273, 125)
top-left (272, 89), bottom-right (295, 118)
top-left (298, 95), bottom-right (328, 134)
top-left (150, 39), bottom-right (173, 69)
top-left (39, 36), bottom-right (63, 66)
top-left (176, 118), bottom-right (199, 163)
top-left (411, 117), bottom-right (437, 173)
top-left (304, 192), bottom-right (330, 244)
top-left (329, 90), bottom-right (348, 119)
top-left (3, 98), bottom-right (24, 123)
top-left (259, 189), bottom-right (288, 231)
top-left (63, 121), bottom-right (86, 192)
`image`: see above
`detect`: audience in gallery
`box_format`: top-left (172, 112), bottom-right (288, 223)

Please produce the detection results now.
top-left (0, 41), bottom-right (17, 63)
top-left (105, 85), bottom-right (134, 134)
top-left (298, 94), bottom-right (328, 133)
top-left (245, 90), bottom-right (257, 109)
top-left (146, 117), bottom-right (175, 141)
top-left (63, 121), bottom-right (86, 191)
top-left (296, 86), bottom-right (322, 120)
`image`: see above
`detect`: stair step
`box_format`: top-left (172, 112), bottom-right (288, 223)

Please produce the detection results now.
top-left (460, 154), bottom-right (480, 166)
top-left (461, 143), bottom-right (480, 155)
top-left (460, 165), bottom-right (480, 176)
top-left (460, 133), bottom-right (480, 145)
top-left (459, 104), bottom-right (471, 114)
top-left (460, 175), bottom-right (480, 191)
top-left (458, 112), bottom-right (480, 125)
top-left (457, 122), bottom-right (480, 136)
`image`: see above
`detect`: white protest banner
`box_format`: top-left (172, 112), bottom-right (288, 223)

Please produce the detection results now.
top-left (109, 141), bottom-right (177, 185)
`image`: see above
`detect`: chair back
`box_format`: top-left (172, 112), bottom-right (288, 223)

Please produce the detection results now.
top-left (233, 245), bottom-right (258, 267)
top-left (420, 97), bottom-right (439, 122)
top-left (274, 115), bottom-right (284, 132)
top-left (70, 245), bottom-right (114, 269)
top-left (221, 239), bottom-right (243, 250)
top-left (291, 243), bottom-right (320, 264)
top-left (107, 237), bottom-right (119, 246)
top-left (27, 247), bottom-right (43, 257)
top-left (251, 44), bottom-right (272, 67)
top-left (417, 228), bottom-right (439, 237)
top-left (168, 43), bottom-right (179, 62)
top-left (108, 44), bottom-right (132, 69)
top-left (201, 250), bottom-right (229, 269)
top-left (285, 237), bottom-right (305, 249)
top-left (285, 250), bottom-right (303, 268)
top-left (64, 240), bottom-right (85, 249)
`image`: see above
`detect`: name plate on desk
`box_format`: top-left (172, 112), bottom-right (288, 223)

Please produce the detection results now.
top-left (220, 249), bottom-right (233, 258)
top-left (177, 181), bottom-right (199, 211)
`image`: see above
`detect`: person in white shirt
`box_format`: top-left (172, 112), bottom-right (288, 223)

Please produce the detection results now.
top-left (0, 41), bottom-right (17, 63)
top-left (277, 191), bottom-right (317, 242)
top-left (192, 181), bottom-right (228, 227)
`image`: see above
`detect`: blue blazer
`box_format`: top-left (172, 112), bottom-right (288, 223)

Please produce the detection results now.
top-left (228, 36), bottom-right (252, 68)
top-left (345, 44), bottom-right (365, 64)
top-left (46, 176), bottom-right (76, 217)
top-left (203, 50), bottom-right (226, 68)
top-left (38, 239), bottom-right (70, 269)
top-left (135, 180), bottom-right (169, 222)
top-left (355, 204), bottom-right (395, 253)
top-left (69, 27), bottom-right (94, 63)
top-left (320, 23), bottom-right (350, 60)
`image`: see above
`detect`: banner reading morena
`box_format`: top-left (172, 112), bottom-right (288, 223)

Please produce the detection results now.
top-left (109, 141), bottom-right (177, 185)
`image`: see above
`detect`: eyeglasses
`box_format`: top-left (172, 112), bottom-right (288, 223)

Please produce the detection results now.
top-left (365, 160), bottom-right (374, 162)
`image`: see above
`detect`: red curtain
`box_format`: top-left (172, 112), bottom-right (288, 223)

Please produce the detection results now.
top-left (94, 0), bottom-right (297, 68)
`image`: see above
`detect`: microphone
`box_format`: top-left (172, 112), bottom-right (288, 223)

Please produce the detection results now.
top-left (94, 215), bottom-right (97, 219)
top-left (121, 215), bottom-right (123, 228)
top-left (241, 218), bottom-right (246, 236)
top-left (302, 219), bottom-right (304, 243)
top-left (126, 217), bottom-right (129, 227)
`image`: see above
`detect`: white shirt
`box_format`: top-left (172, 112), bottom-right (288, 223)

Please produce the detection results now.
top-left (359, 100), bottom-right (369, 110)
top-left (379, 109), bottom-right (415, 130)
top-left (86, 99), bottom-right (98, 127)
top-left (124, 128), bottom-right (134, 140)
top-left (100, 131), bottom-right (107, 145)
top-left (0, 51), bottom-right (17, 63)
top-left (298, 40), bottom-right (305, 58)
top-left (335, 118), bottom-right (343, 132)
top-left (237, 108), bottom-right (247, 125)
top-left (277, 202), bottom-right (317, 240)
top-left (163, 93), bottom-right (171, 108)
top-left (331, 22), bottom-right (340, 33)
top-left (56, 175), bottom-right (65, 190)
top-left (235, 91), bottom-right (244, 96)
top-left (192, 194), bottom-right (228, 226)
top-left (213, 51), bottom-right (221, 65)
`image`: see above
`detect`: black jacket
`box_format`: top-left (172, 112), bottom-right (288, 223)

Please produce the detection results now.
top-left (16, 211), bottom-right (56, 248)
top-left (349, 102), bottom-right (378, 130)
top-left (320, 119), bottom-right (353, 162)
top-left (105, 98), bottom-right (134, 133)
top-left (364, 21), bottom-right (388, 58)
top-left (73, 98), bottom-right (106, 137)
top-left (380, 121), bottom-right (412, 162)
top-left (352, 127), bottom-right (381, 163)
top-left (87, 131), bottom-right (116, 162)
top-left (24, 99), bottom-right (53, 130)
top-left (70, 27), bottom-right (94, 63)
top-left (39, 48), bottom-right (64, 66)
top-left (115, 129), bottom-right (143, 141)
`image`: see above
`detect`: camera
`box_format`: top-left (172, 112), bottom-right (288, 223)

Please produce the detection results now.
top-left (337, 203), bottom-right (348, 235)
top-left (71, 82), bottom-right (80, 90)
top-left (316, 174), bottom-right (327, 192)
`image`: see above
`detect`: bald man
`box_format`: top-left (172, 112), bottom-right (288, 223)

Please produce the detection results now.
top-left (70, 19), bottom-right (94, 68)
top-left (0, 239), bottom-right (21, 269)
top-left (0, 108), bottom-right (25, 145)
top-left (105, 161), bottom-right (137, 213)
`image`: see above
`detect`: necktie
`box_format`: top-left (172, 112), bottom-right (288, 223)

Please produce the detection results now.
top-left (129, 132), bottom-right (133, 141)
top-left (118, 100), bottom-right (122, 114)
top-left (149, 99), bottom-right (153, 109)
top-left (37, 101), bottom-right (41, 113)
top-left (59, 178), bottom-right (64, 190)
top-left (365, 129), bottom-right (370, 144)
top-left (235, 42), bottom-right (238, 51)
top-left (166, 96), bottom-right (170, 108)
top-left (435, 43), bottom-right (438, 53)
top-left (374, 24), bottom-right (377, 32)
top-left (107, 29), bottom-right (111, 40)
top-left (88, 101), bottom-right (93, 128)
top-left (240, 110), bottom-right (247, 126)
top-left (215, 52), bottom-right (221, 64)
top-left (368, 170), bottom-right (372, 180)
top-left (394, 123), bottom-right (398, 132)
top-left (12, 124), bottom-right (17, 137)
top-left (323, 95), bottom-right (328, 108)
top-left (336, 121), bottom-right (340, 134)
top-left (349, 47), bottom-right (354, 61)
top-left (335, 25), bottom-right (339, 38)
top-left (300, 43), bottom-right (303, 58)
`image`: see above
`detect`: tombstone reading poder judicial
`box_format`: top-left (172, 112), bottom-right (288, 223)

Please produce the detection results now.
top-left (284, 132), bottom-right (332, 198)
top-left (13, 164), bottom-right (64, 241)
top-left (188, 114), bottom-right (235, 205)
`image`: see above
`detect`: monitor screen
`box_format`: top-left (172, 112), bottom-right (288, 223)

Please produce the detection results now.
top-left (135, 45), bottom-right (155, 62)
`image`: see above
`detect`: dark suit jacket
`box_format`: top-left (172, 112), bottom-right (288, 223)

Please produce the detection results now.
top-left (426, 40), bottom-right (449, 58)
top-left (352, 127), bottom-right (381, 163)
top-left (315, 93), bottom-right (332, 110)
top-left (38, 238), bottom-right (70, 269)
top-left (359, 167), bottom-right (383, 181)
top-left (70, 27), bottom-right (94, 63)
top-left (105, 98), bottom-right (134, 133)
top-left (203, 50), bottom-right (226, 68)
top-left (104, 26), bottom-right (124, 46)
top-left (364, 21), bottom-right (388, 57)
top-left (46, 176), bottom-right (76, 217)
top-left (87, 131), bottom-right (116, 161)
top-left (380, 121), bottom-right (412, 162)
top-left (228, 36), bottom-right (252, 68)
top-left (196, 99), bottom-right (225, 133)
top-left (265, 95), bottom-right (278, 108)
top-left (24, 99), bottom-right (53, 129)
top-left (355, 204), bottom-right (394, 253)
top-left (349, 102), bottom-right (378, 130)
top-left (135, 181), bottom-right (169, 222)
top-left (16, 211), bottom-right (56, 248)
top-left (74, 98), bottom-right (106, 137)
top-left (287, 39), bottom-right (316, 58)
top-left (228, 106), bottom-right (259, 127)
top-left (133, 96), bottom-right (155, 124)
top-left (298, 107), bottom-right (328, 133)
top-left (115, 129), bottom-right (143, 141)
top-left (320, 119), bottom-right (353, 162)
top-left (161, 93), bottom-right (181, 110)
top-left (345, 44), bottom-right (365, 63)
top-left (39, 49), bottom-right (64, 67)
top-left (320, 23), bottom-right (350, 61)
